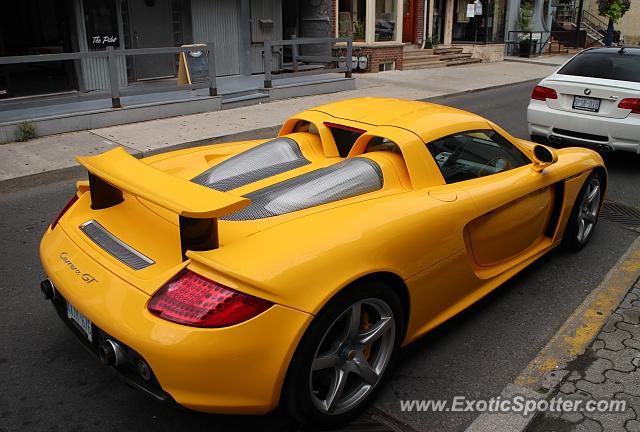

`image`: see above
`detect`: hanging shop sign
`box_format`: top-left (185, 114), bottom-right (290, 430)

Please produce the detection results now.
top-left (466, 4), bottom-right (475, 18)
top-left (474, 0), bottom-right (483, 16)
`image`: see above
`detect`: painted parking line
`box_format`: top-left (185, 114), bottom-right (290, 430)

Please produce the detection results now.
top-left (467, 234), bottom-right (640, 432)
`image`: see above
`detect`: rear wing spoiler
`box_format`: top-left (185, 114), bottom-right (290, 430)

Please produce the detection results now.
top-left (76, 147), bottom-right (250, 258)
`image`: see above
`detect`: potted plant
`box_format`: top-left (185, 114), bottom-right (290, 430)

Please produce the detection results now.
top-left (597, 0), bottom-right (631, 46)
top-left (518, 1), bottom-right (535, 57)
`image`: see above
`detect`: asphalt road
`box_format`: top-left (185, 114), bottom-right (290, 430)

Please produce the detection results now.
top-left (1, 81), bottom-right (639, 432)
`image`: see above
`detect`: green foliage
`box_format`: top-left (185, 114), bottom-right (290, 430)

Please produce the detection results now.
top-left (518, 1), bottom-right (534, 32)
top-left (598, 0), bottom-right (631, 23)
top-left (14, 122), bottom-right (36, 142)
top-left (424, 36), bottom-right (434, 49)
top-left (353, 19), bottom-right (366, 41)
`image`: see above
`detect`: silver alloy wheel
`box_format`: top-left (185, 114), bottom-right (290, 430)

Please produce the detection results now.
top-left (577, 177), bottom-right (601, 243)
top-left (309, 298), bottom-right (396, 415)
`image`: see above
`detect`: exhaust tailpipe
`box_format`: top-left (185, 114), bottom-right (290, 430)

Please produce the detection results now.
top-left (98, 339), bottom-right (126, 367)
top-left (548, 135), bottom-right (563, 146)
top-left (40, 279), bottom-right (55, 300)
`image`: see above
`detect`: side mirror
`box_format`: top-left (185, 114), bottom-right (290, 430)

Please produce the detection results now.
top-left (531, 144), bottom-right (558, 172)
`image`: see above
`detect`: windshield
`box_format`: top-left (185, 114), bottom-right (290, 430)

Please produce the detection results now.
top-left (558, 51), bottom-right (640, 83)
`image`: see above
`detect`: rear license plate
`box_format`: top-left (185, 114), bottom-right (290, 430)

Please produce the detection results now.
top-left (67, 301), bottom-right (93, 342)
top-left (573, 96), bottom-right (601, 112)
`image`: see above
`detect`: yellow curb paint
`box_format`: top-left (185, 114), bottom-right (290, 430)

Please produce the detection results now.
top-left (515, 236), bottom-right (640, 389)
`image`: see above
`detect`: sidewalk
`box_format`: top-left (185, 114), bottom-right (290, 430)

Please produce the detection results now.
top-left (527, 280), bottom-right (640, 431)
top-left (0, 58), bottom-right (562, 183)
top-left (467, 236), bottom-right (640, 432)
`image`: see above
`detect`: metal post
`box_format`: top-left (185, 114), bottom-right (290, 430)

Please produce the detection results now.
top-left (529, 32), bottom-right (533, 58)
top-left (106, 46), bottom-right (121, 108)
top-left (206, 43), bottom-right (218, 96)
top-left (345, 39), bottom-right (353, 78)
top-left (291, 35), bottom-right (299, 73)
top-left (575, 0), bottom-right (584, 48)
top-left (264, 41), bottom-right (273, 88)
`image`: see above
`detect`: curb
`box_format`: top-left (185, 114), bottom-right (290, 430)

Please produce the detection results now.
top-left (0, 125), bottom-right (281, 194)
top-left (421, 78), bottom-right (540, 102)
top-left (504, 58), bottom-right (567, 67)
top-left (0, 78), bottom-right (546, 191)
top-left (466, 234), bottom-right (640, 432)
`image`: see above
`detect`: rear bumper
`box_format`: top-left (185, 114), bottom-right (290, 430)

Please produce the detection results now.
top-left (40, 224), bottom-right (312, 414)
top-left (527, 100), bottom-right (640, 153)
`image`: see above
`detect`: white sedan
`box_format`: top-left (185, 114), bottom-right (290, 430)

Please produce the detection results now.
top-left (527, 47), bottom-right (640, 153)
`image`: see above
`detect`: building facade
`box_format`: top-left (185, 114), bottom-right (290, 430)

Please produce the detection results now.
top-left (0, 0), bottom-right (334, 98)
top-left (1, 0), bottom-right (518, 100)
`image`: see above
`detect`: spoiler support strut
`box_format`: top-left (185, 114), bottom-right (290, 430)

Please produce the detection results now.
top-left (89, 173), bottom-right (124, 210)
top-left (78, 147), bottom-right (251, 260)
top-left (179, 216), bottom-right (219, 260)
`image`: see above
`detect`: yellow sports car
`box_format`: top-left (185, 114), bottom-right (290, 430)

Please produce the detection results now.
top-left (39, 98), bottom-right (606, 428)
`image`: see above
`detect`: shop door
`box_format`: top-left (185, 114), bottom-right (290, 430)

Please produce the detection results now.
top-left (128, 0), bottom-right (174, 80)
top-left (403, 0), bottom-right (414, 42)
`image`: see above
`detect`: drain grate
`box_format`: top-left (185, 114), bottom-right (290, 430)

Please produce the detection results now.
top-left (600, 200), bottom-right (640, 233)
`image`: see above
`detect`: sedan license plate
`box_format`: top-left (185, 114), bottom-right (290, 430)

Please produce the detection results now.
top-left (67, 301), bottom-right (93, 342)
top-left (573, 96), bottom-right (600, 112)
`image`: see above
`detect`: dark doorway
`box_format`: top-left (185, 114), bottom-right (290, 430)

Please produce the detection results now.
top-left (285, 0), bottom-right (331, 57)
top-left (127, 0), bottom-right (175, 80)
top-left (432, 0), bottom-right (446, 44)
top-left (0, 0), bottom-right (78, 98)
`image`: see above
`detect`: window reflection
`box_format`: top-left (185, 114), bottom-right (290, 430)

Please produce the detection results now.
top-left (375, 0), bottom-right (397, 41)
top-left (339, 0), bottom-right (367, 42)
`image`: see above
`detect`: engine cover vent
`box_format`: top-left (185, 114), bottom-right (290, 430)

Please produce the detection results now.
top-left (223, 158), bottom-right (383, 221)
top-left (192, 138), bottom-right (310, 192)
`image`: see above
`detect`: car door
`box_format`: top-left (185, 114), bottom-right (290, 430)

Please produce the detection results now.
top-left (427, 130), bottom-right (557, 268)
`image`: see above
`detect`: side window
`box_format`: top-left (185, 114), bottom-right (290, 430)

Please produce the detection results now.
top-left (293, 120), bottom-right (320, 136)
top-left (427, 130), bottom-right (530, 184)
top-left (324, 122), bottom-right (366, 158)
top-left (365, 137), bottom-right (401, 154)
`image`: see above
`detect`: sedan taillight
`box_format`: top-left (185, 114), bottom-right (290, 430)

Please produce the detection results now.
top-left (51, 194), bottom-right (79, 229)
top-left (148, 269), bottom-right (273, 327)
top-left (531, 85), bottom-right (558, 101)
top-left (618, 98), bottom-right (640, 114)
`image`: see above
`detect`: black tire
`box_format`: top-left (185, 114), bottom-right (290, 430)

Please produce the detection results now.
top-left (562, 171), bottom-right (604, 251)
top-left (282, 281), bottom-right (404, 429)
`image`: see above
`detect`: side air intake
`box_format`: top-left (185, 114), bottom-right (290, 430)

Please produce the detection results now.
top-left (191, 137), bottom-right (310, 192)
top-left (222, 158), bottom-right (383, 221)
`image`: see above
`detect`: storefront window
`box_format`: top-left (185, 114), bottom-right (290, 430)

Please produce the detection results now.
top-left (452, 0), bottom-right (507, 43)
top-left (83, 0), bottom-right (119, 50)
top-left (375, 0), bottom-right (397, 41)
top-left (338, 0), bottom-right (367, 42)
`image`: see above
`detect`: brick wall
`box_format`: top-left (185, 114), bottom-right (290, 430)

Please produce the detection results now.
top-left (357, 46), bottom-right (404, 72)
top-left (328, 0), bottom-right (404, 73)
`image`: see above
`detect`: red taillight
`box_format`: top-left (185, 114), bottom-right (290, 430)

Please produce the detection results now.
top-left (531, 85), bottom-right (558, 101)
top-left (148, 270), bottom-right (273, 327)
top-left (618, 98), bottom-right (640, 114)
top-left (51, 194), bottom-right (79, 229)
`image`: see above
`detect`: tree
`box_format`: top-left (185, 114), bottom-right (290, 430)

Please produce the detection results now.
top-left (597, 0), bottom-right (631, 46)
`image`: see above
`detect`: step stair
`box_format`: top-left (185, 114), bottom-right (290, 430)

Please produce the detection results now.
top-left (402, 45), bottom-right (482, 70)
